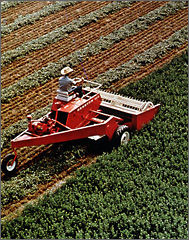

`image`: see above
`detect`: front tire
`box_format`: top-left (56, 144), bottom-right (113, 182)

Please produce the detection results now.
top-left (2, 154), bottom-right (18, 175)
top-left (113, 125), bottom-right (130, 146)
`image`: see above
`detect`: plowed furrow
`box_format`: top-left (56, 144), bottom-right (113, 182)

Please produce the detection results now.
top-left (1, 1), bottom-right (165, 89)
top-left (111, 42), bottom-right (188, 90)
top-left (2, 5), bottom-right (168, 129)
top-left (1, 8), bottom-right (187, 131)
top-left (78, 9), bottom-right (187, 79)
top-left (1, 1), bottom-right (53, 25)
top-left (1, 1), bottom-right (110, 53)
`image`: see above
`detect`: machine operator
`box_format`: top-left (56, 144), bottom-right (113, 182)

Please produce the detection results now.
top-left (59, 67), bottom-right (84, 98)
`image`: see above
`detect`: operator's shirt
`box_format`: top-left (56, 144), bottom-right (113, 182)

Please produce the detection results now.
top-left (59, 75), bottom-right (76, 92)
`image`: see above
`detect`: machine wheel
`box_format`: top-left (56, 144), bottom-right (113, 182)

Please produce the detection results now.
top-left (1, 154), bottom-right (18, 175)
top-left (113, 125), bottom-right (130, 146)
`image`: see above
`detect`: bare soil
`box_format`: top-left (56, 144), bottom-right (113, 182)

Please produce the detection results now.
top-left (1, 7), bottom-right (187, 130)
top-left (1, 1), bottom-right (53, 25)
top-left (1, 1), bottom-right (110, 52)
top-left (1, 1), bottom-right (164, 88)
top-left (1, 1), bottom-right (188, 222)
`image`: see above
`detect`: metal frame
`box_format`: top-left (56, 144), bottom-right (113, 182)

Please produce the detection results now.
top-left (6, 81), bottom-right (160, 171)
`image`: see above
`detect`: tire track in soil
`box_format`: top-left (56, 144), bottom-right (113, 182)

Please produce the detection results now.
top-left (1, 1), bottom-right (110, 53)
top-left (1, 8), bottom-right (187, 131)
top-left (1, 43), bottom-right (187, 222)
top-left (1, 1), bottom-right (166, 89)
top-left (1, 1), bottom-right (54, 25)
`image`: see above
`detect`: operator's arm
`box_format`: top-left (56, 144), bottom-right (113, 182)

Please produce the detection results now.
top-left (74, 77), bottom-right (84, 86)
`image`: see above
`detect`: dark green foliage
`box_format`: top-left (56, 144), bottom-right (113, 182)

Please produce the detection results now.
top-left (1, 142), bottom-right (88, 208)
top-left (1, 51), bottom-right (188, 239)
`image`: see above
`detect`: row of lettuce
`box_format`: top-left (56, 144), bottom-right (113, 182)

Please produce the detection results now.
top-left (1, 1), bottom-right (134, 67)
top-left (1, 1), bottom-right (25, 13)
top-left (1, 1), bottom-right (187, 103)
top-left (1, 25), bottom-right (188, 150)
top-left (1, 1), bottom-right (77, 36)
top-left (2, 50), bottom-right (188, 239)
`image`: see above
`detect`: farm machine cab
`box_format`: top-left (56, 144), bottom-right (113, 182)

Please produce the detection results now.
top-left (1, 80), bottom-right (160, 175)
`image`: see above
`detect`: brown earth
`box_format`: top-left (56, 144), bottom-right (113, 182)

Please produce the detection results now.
top-left (1, 7), bottom-right (187, 130)
top-left (1, 1), bottom-right (188, 221)
top-left (1, 1), bottom-right (54, 25)
top-left (1, 1), bottom-right (110, 53)
top-left (1, 1), bottom-right (162, 88)
top-left (73, 8), bottom-right (187, 79)
top-left (110, 42), bottom-right (188, 90)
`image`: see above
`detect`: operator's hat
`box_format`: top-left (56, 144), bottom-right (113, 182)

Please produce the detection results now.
top-left (61, 66), bottom-right (73, 75)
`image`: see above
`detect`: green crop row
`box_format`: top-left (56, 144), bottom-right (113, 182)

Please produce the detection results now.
top-left (1, 26), bottom-right (187, 150)
top-left (1, 1), bottom-right (134, 68)
top-left (1, 1), bottom-right (187, 103)
top-left (2, 50), bottom-right (188, 239)
top-left (1, 1), bottom-right (77, 37)
top-left (1, 1), bottom-right (25, 13)
top-left (95, 26), bottom-right (188, 88)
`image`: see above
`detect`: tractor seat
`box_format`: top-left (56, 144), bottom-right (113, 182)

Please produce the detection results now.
top-left (56, 89), bottom-right (76, 102)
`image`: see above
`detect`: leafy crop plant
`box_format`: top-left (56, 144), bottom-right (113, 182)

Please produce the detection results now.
top-left (1, 51), bottom-right (188, 239)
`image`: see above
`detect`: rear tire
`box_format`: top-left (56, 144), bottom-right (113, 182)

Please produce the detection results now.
top-left (2, 154), bottom-right (18, 175)
top-left (113, 125), bottom-right (130, 147)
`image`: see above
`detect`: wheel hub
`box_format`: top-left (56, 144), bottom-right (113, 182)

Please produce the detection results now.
top-left (6, 160), bottom-right (16, 172)
top-left (120, 131), bottom-right (130, 145)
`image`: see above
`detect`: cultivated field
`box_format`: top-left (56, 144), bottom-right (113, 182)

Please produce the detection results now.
top-left (1, 1), bottom-right (188, 237)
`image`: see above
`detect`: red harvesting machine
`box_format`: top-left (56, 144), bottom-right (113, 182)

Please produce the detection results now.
top-left (2, 80), bottom-right (160, 175)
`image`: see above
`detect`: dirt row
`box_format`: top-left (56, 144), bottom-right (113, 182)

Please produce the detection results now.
top-left (1, 1), bottom-right (54, 26)
top-left (1, 1), bottom-right (166, 89)
top-left (1, 0), bottom-right (144, 87)
top-left (1, 43), bottom-right (187, 222)
top-left (111, 42), bottom-right (188, 91)
top-left (74, 8), bottom-right (187, 79)
top-left (1, 7), bottom-right (188, 131)
top-left (1, 1), bottom-right (110, 53)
